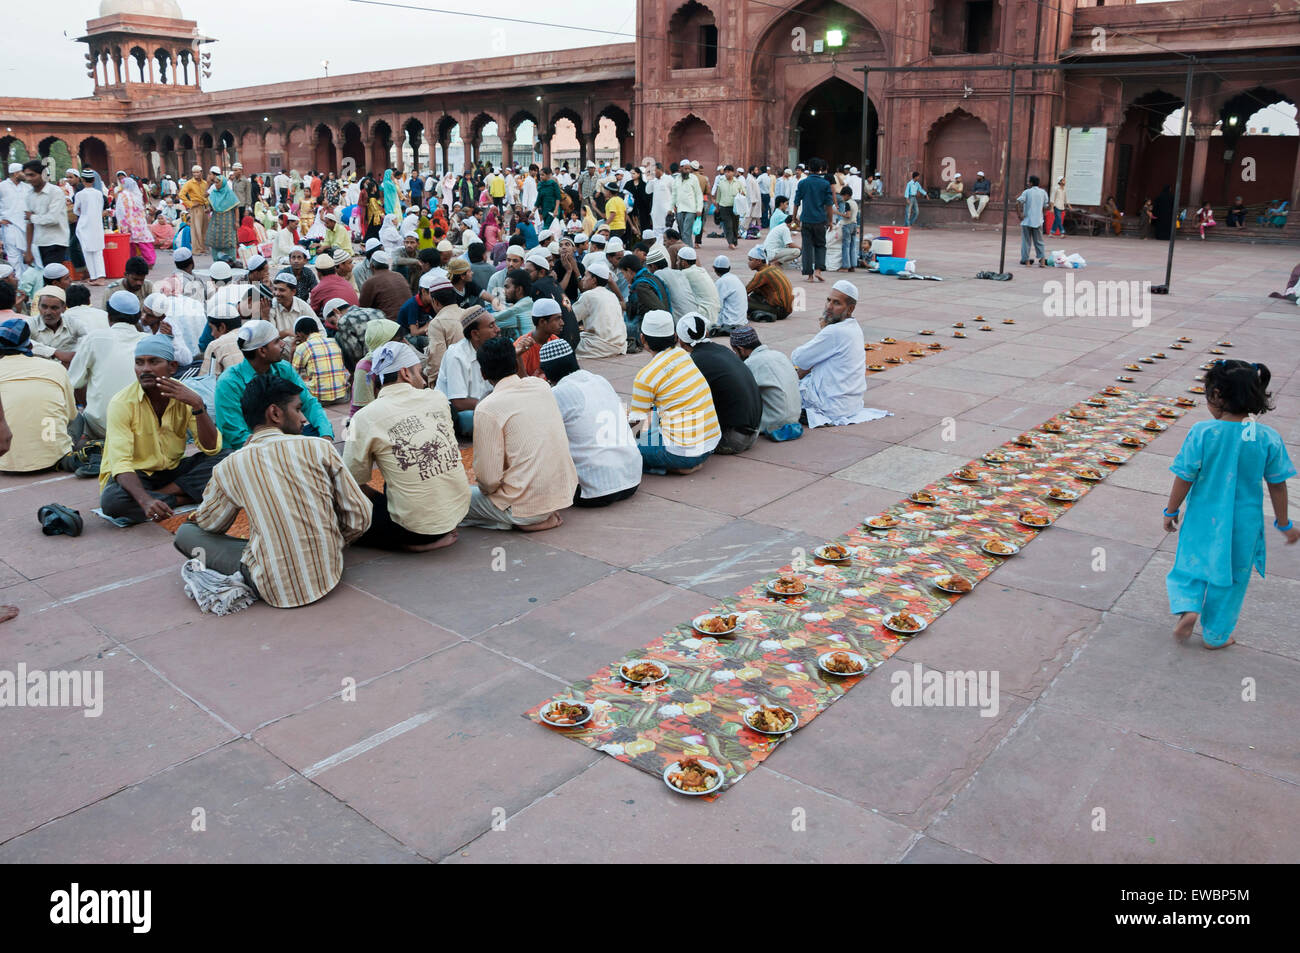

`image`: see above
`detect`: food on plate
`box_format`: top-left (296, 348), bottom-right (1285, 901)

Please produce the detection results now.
top-left (881, 336), bottom-right (897, 344)
top-left (1200, 362), bottom-right (1216, 370)
top-left (928, 342), bottom-right (944, 350)
top-left (770, 573), bottom-right (807, 595)
top-left (1139, 357), bottom-right (1155, 364)
top-left (953, 330), bottom-right (967, 338)
top-left (1002, 318), bottom-right (1016, 324)
top-left (865, 514), bottom-right (900, 529)
top-left (1074, 465), bottom-right (1104, 480)
top-left (974, 315), bottom-right (986, 322)
top-left (908, 349), bottom-right (926, 357)
top-left (697, 614), bottom-right (739, 634)
top-left (1178, 336), bottom-right (1192, 343)
top-left (1013, 435), bottom-right (1035, 447)
top-left (1143, 420), bottom-right (1167, 432)
top-left (1123, 363), bottom-right (1142, 371)
top-left (867, 364), bottom-right (886, 371)
top-left (1175, 397), bottom-right (1196, 407)
top-left (1101, 453), bottom-right (1126, 465)
top-left (1218, 341), bottom-right (1233, 347)
top-left (1041, 421), bottom-right (1065, 433)
top-left (885, 610), bottom-right (924, 632)
top-left (910, 490), bottom-right (938, 504)
top-left (1047, 487), bottom-right (1079, 501)
top-left (1068, 409), bottom-right (1090, 419)
top-left (984, 539), bottom-right (1016, 555)
top-left (819, 543), bottom-right (850, 560)
top-left (1119, 435), bottom-right (1146, 447)
top-left (667, 757), bottom-right (719, 794)
top-left (886, 355), bottom-right (903, 364)
top-left (1086, 399), bottom-right (1107, 407)
top-left (952, 322), bottom-right (965, 328)
top-left (1209, 348), bottom-right (1225, 355)
top-left (1170, 343), bottom-right (1184, 350)
top-left (954, 466), bottom-right (981, 481)
top-left (1157, 407), bottom-right (1178, 418)
top-left (1116, 375), bottom-right (1135, 382)
top-left (1152, 352), bottom-right (1167, 359)
top-left (543, 700), bottom-right (591, 726)
top-left (937, 574), bottom-right (973, 592)
top-left (980, 326), bottom-right (994, 332)
top-left (1019, 510), bottom-right (1051, 526)
top-left (1103, 386), bottom-right (1125, 396)
top-left (983, 450), bottom-right (1008, 463)
top-left (919, 329), bottom-right (934, 335)
top-left (747, 706), bottom-right (795, 733)
top-left (621, 660), bottom-right (666, 683)
top-left (823, 651), bottom-right (865, 675)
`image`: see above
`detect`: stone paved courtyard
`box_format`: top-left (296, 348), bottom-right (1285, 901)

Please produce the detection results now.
top-left (2, 228), bottom-right (1298, 863)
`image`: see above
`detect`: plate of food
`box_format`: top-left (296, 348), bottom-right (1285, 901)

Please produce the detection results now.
top-left (982, 450), bottom-right (1008, 463)
top-left (1122, 363), bottom-right (1142, 372)
top-left (766, 574), bottom-right (808, 597)
top-left (818, 650), bottom-right (869, 677)
top-left (1139, 357), bottom-right (1155, 364)
top-left (1002, 318), bottom-right (1016, 325)
top-left (1067, 409), bottom-right (1090, 420)
top-left (881, 336), bottom-right (898, 344)
top-left (952, 322), bottom-right (965, 328)
top-left (1178, 336), bottom-right (1193, 343)
top-left (934, 574), bottom-right (973, 594)
top-left (1175, 396), bottom-right (1196, 407)
top-left (1013, 435), bottom-right (1035, 447)
top-left (864, 514), bottom-right (900, 530)
top-left (1156, 408), bottom-right (1179, 419)
top-left (1218, 340), bottom-right (1233, 347)
top-left (1208, 348), bottom-right (1225, 355)
top-left (1170, 343), bottom-right (1184, 350)
top-left (979, 326), bottom-right (994, 332)
top-left (908, 349), bottom-right (926, 357)
top-left (953, 330), bottom-right (967, 338)
top-left (1103, 386), bottom-right (1125, 396)
top-left (867, 363), bottom-right (886, 372)
top-left (1041, 421), bottom-right (1065, 433)
top-left (620, 659), bottom-right (669, 686)
top-left (1151, 352), bottom-right (1167, 359)
top-left (909, 490), bottom-right (938, 505)
top-left (1116, 375), bottom-right (1135, 383)
top-left (1100, 453), bottom-right (1127, 465)
top-left (1189, 385), bottom-right (1205, 394)
top-left (743, 705), bottom-right (799, 736)
top-left (928, 342), bottom-right (944, 350)
top-left (1085, 399), bottom-right (1108, 407)
top-left (539, 698), bottom-right (593, 728)
top-left (663, 757), bottom-right (723, 796)
top-left (1046, 487), bottom-right (1080, 502)
top-left (919, 329), bottom-right (934, 335)
top-left (886, 356), bottom-right (904, 364)
top-left (693, 613), bottom-right (740, 636)
top-left (1073, 465), bottom-right (1105, 481)
top-left (1200, 362), bottom-right (1216, 370)
top-left (815, 543), bottom-right (851, 562)
top-left (982, 538), bottom-right (1020, 557)
top-left (883, 610), bottom-right (927, 634)
top-left (1142, 420), bottom-right (1168, 432)
top-left (1018, 510), bottom-right (1052, 528)
top-left (974, 315), bottom-right (986, 322)
top-left (952, 466), bottom-right (982, 482)
top-left (1118, 435), bottom-right (1146, 448)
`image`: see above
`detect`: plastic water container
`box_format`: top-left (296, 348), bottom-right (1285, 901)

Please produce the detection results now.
top-left (879, 225), bottom-right (909, 258)
top-left (877, 256), bottom-right (910, 275)
top-left (103, 232), bottom-right (130, 279)
top-left (870, 238), bottom-right (893, 256)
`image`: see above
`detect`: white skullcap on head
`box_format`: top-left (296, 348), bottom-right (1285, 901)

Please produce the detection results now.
top-left (748, 246), bottom-right (767, 261)
top-left (641, 310), bottom-right (674, 338)
top-left (713, 255), bottom-right (731, 270)
top-left (677, 246), bottom-right (697, 262)
top-left (525, 251), bottom-right (550, 270)
top-left (546, 241), bottom-right (560, 255)
top-left (42, 263), bottom-right (69, 280)
top-left (7, 163), bottom-right (21, 175)
top-left (531, 298), bottom-right (562, 319)
top-left (676, 312), bottom-right (707, 343)
top-left (506, 244), bottom-right (526, 258)
top-left (586, 260), bottom-right (610, 280)
top-left (0, 264), bottom-right (12, 280)
top-left (604, 237), bottom-right (624, 254)
top-left (370, 341), bottom-right (422, 379)
top-left (142, 292), bottom-right (169, 314)
top-left (832, 279), bottom-right (859, 301)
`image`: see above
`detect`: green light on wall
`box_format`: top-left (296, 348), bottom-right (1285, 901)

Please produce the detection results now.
top-left (826, 29), bottom-right (845, 48)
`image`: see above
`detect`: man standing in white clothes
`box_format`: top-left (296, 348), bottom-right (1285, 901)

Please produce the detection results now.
top-left (650, 162), bottom-right (673, 240)
top-left (0, 163), bottom-right (31, 270)
top-left (72, 170), bottom-right (106, 284)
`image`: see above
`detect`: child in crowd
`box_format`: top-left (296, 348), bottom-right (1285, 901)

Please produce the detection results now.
top-left (291, 317), bottom-right (349, 404)
top-left (1164, 359), bottom-right (1298, 648)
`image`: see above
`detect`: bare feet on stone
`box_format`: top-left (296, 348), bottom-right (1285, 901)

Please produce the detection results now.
top-left (1173, 611), bottom-right (1197, 641)
top-left (0, 606), bottom-right (18, 625)
top-left (519, 513), bottom-right (562, 532)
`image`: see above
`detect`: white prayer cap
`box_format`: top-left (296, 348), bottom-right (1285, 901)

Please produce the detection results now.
top-left (321, 297), bottom-right (350, 318)
top-left (419, 268), bottom-right (451, 291)
top-left (531, 298), bottom-right (562, 319)
top-left (591, 234), bottom-right (608, 247)
top-left (273, 270), bottom-right (297, 287)
top-left (525, 251), bottom-right (551, 270)
top-left (142, 292), bottom-right (169, 314)
top-left (285, 213), bottom-right (300, 222)
top-left (42, 263), bottom-right (69, 280)
top-left (245, 254), bottom-right (266, 271)
top-left (716, 165), bottom-right (724, 172)
top-left (586, 160), bottom-right (596, 168)
top-left (209, 261), bottom-right (233, 281)
top-left (232, 161), bottom-right (244, 170)
top-left (370, 341), bottom-right (422, 379)
top-left (604, 237), bottom-right (624, 254)
top-left (953, 172), bottom-right (962, 178)
top-left (586, 260), bottom-right (610, 280)
top-left (173, 247), bottom-right (193, 263)
top-left (641, 310), bottom-right (674, 338)
top-left (645, 245), bottom-right (669, 266)
top-left (748, 246), bottom-right (767, 261)
top-left (713, 255), bottom-right (731, 270)
top-left (977, 171), bottom-right (985, 176)
top-left (506, 244), bottom-right (526, 259)
top-left (0, 264), bottom-right (13, 280)
top-left (7, 163), bottom-right (21, 174)
top-left (677, 246), bottom-right (697, 262)
top-left (680, 157), bottom-right (690, 167)
top-left (323, 210), bottom-right (338, 222)
top-left (465, 235), bottom-right (483, 247)
top-left (573, 233), bottom-right (589, 245)
top-left (832, 279), bottom-right (859, 301)
top-left (372, 250), bottom-right (392, 266)
top-left (783, 168), bottom-right (792, 174)
top-left (437, 239), bottom-right (454, 252)
top-left (676, 312), bottom-right (707, 343)
top-left (364, 237), bottom-right (382, 252)
top-left (546, 241), bottom-right (560, 256)
top-left (691, 160), bottom-right (701, 169)
top-left (191, 164), bottom-right (203, 173)
top-left (209, 165), bottom-right (221, 174)
top-left (237, 319), bottom-right (279, 350)
top-left (850, 167), bottom-right (860, 174)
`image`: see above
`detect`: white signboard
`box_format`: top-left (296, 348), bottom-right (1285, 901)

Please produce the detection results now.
top-left (1051, 127), bottom-right (1107, 207)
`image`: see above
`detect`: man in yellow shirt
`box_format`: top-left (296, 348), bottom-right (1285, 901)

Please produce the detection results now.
top-left (321, 210), bottom-right (352, 254)
top-left (0, 315), bottom-right (76, 473)
top-left (178, 164), bottom-right (210, 256)
top-left (487, 167), bottom-right (506, 209)
top-left (99, 335), bottom-right (227, 525)
top-left (602, 181), bottom-right (627, 243)
top-left (628, 309), bottom-right (720, 475)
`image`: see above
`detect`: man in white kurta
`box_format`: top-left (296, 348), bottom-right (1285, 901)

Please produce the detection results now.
top-left (0, 163), bottom-right (31, 270)
top-left (573, 261), bottom-right (626, 358)
top-left (676, 247), bottom-right (720, 326)
top-left (72, 173), bottom-right (106, 282)
top-left (789, 280), bottom-right (888, 428)
top-left (650, 165), bottom-right (673, 240)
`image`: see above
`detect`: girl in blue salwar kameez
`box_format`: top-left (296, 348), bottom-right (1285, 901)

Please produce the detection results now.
top-left (1164, 360), bottom-right (1299, 648)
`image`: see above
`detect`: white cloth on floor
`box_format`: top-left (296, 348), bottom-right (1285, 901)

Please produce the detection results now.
top-left (181, 558), bottom-right (257, 615)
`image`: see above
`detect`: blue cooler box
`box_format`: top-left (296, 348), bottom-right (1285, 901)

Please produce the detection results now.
top-left (877, 256), bottom-right (910, 275)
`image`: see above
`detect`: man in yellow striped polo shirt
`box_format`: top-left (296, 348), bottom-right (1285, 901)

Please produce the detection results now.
top-left (628, 309), bottom-right (720, 475)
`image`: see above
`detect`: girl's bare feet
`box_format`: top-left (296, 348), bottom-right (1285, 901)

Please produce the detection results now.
top-left (0, 605), bottom-right (17, 625)
top-left (519, 513), bottom-right (562, 531)
top-left (1205, 637), bottom-right (1235, 650)
top-left (1173, 611), bottom-right (1197, 640)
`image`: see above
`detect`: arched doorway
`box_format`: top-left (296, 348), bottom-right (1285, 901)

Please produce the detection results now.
top-left (1114, 89), bottom-right (1184, 213)
top-left (219, 130), bottom-right (237, 167)
top-left (370, 120), bottom-right (393, 174)
top-left (598, 105), bottom-right (632, 166)
top-left (313, 124), bottom-right (337, 174)
top-left (402, 118), bottom-right (426, 174)
top-left (509, 112), bottom-right (539, 169)
top-left (793, 77), bottom-right (877, 171)
top-left (1, 137), bottom-right (29, 166)
top-left (38, 137), bottom-right (74, 181)
top-left (669, 2), bottom-right (718, 70)
top-left (1214, 87), bottom-right (1298, 206)
top-left (549, 108), bottom-right (583, 170)
top-left (78, 137), bottom-right (110, 176)
top-left (340, 122), bottom-right (365, 178)
top-left (666, 114), bottom-right (717, 173)
top-left (924, 108), bottom-right (991, 195)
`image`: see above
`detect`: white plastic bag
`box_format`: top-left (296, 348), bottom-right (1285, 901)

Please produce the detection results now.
top-left (1066, 253), bottom-right (1086, 268)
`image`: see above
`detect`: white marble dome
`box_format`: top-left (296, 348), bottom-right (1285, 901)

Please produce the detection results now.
top-left (99, 0), bottom-right (185, 18)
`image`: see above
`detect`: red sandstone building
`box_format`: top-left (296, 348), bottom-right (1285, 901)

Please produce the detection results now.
top-left (2, 0), bottom-right (1297, 219)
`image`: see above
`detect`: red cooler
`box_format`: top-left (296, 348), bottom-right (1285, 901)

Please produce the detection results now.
top-left (879, 225), bottom-right (909, 258)
top-left (103, 232), bottom-right (130, 279)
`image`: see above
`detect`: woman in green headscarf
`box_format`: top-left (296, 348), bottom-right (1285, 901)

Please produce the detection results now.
top-left (350, 317), bottom-right (401, 415)
top-left (381, 169), bottom-right (400, 217)
top-left (206, 168), bottom-right (241, 264)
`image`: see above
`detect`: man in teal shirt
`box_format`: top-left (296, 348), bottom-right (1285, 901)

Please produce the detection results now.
top-left (214, 319), bottom-right (334, 449)
top-left (535, 168), bottom-right (563, 229)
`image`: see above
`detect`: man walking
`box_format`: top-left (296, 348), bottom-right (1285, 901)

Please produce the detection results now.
top-left (23, 160), bottom-right (69, 269)
top-left (792, 158), bottom-right (833, 282)
top-left (179, 164), bottom-right (210, 256)
top-left (904, 171), bottom-right (925, 227)
top-left (0, 163), bottom-right (30, 270)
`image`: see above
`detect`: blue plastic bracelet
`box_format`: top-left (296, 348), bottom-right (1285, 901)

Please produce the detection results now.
top-left (1276, 520), bottom-right (1294, 532)
top-left (1163, 508), bottom-right (1180, 518)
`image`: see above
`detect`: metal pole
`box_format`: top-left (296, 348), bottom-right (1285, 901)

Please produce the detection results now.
top-left (1163, 61), bottom-right (1195, 291)
top-left (998, 67), bottom-right (1017, 275)
top-left (859, 67), bottom-right (869, 263)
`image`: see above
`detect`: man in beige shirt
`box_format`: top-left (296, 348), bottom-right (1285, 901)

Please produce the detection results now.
top-left (0, 316), bottom-right (75, 472)
top-left (200, 312), bottom-right (245, 378)
top-left (28, 285), bottom-right (82, 365)
top-left (461, 336), bottom-right (577, 531)
top-left (269, 271), bottom-right (315, 357)
top-left (343, 341), bottom-right (469, 551)
top-left (416, 271), bottom-right (466, 383)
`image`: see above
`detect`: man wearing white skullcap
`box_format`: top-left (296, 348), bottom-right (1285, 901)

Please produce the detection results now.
top-left (515, 298), bottom-right (564, 378)
top-left (745, 245), bottom-right (793, 322)
top-left (790, 279), bottom-right (888, 428)
top-left (343, 340), bottom-right (468, 551)
top-left (650, 241), bottom-right (697, 322)
top-left (573, 258), bottom-right (625, 358)
top-left (674, 245), bottom-right (721, 328)
top-left (712, 255), bottom-right (748, 334)
top-left (485, 243), bottom-right (526, 301)
top-left (72, 168), bottom-right (107, 283)
top-left (626, 308), bottom-right (720, 474)
top-left (674, 311), bottom-right (761, 454)
top-left (0, 162), bottom-right (31, 270)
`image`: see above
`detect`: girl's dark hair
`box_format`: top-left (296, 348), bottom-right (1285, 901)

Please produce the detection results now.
top-left (1204, 359), bottom-right (1274, 416)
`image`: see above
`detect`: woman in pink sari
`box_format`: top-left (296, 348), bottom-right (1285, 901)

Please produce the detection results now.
top-left (483, 205), bottom-right (501, 248)
top-left (115, 173), bottom-right (156, 265)
top-left (149, 207), bottom-right (175, 248)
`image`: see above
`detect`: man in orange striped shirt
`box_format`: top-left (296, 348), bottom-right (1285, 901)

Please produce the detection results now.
top-left (628, 310), bottom-right (720, 475)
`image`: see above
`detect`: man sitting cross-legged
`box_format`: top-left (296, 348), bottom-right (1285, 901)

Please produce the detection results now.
top-left (99, 334), bottom-right (229, 525)
top-left (175, 374), bottom-right (373, 608)
top-left (343, 341), bottom-right (469, 551)
top-left (628, 309), bottom-right (721, 475)
top-left (460, 336), bottom-right (577, 531)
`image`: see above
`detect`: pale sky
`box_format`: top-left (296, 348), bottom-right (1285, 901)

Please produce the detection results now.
top-left (14, 0), bottom-right (637, 100)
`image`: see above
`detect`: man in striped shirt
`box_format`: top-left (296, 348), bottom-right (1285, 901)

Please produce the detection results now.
top-left (628, 309), bottom-right (720, 475)
top-left (175, 374), bottom-right (372, 609)
top-left (291, 317), bottom-right (349, 404)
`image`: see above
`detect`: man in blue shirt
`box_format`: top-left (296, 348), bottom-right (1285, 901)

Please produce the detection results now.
top-left (1016, 175), bottom-right (1050, 267)
top-left (791, 158), bottom-right (834, 282)
top-left (904, 172), bottom-right (925, 227)
top-left (214, 319), bottom-right (335, 449)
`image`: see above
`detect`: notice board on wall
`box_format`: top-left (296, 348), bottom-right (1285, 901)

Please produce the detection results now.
top-left (1051, 127), bottom-right (1108, 207)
